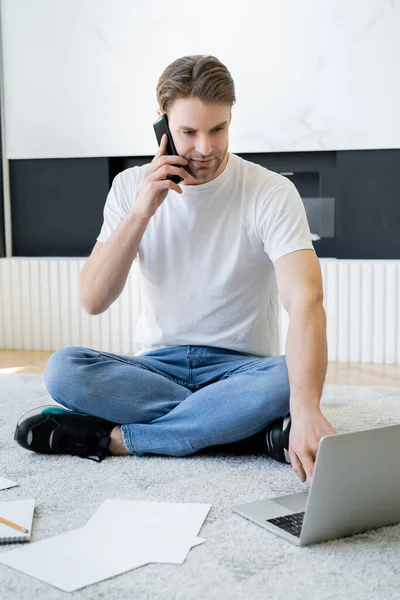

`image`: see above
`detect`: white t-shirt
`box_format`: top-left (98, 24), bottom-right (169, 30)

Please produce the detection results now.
top-left (97, 152), bottom-right (314, 357)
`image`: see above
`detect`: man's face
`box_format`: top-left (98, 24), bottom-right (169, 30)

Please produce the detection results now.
top-left (158, 97), bottom-right (231, 185)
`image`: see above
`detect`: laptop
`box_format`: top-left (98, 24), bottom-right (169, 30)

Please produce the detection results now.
top-left (232, 423), bottom-right (400, 546)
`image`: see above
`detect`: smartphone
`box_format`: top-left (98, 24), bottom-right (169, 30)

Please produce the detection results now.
top-left (153, 113), bottom-right (188, 184)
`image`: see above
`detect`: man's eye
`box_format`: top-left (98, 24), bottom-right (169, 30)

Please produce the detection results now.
top-left (182, 128), bottom-right (224, 135)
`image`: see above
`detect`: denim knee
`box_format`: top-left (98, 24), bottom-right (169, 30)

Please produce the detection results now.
top-left (43, 346), bottom-right (84, 399)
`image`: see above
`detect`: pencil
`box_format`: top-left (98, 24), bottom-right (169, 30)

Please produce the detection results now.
top-left (0, 516), bottom-right (29, 534)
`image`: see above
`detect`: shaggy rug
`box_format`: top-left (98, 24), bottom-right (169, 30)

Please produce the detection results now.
top-left (0, 374), bottom-right (400, 600)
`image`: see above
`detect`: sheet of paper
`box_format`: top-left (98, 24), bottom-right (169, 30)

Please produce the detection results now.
top-left (0, 526), bottom-right (148, 592)
top-left (84, 500), bottom-right (210, 563)
top-left (0, 528), bottom-right (205, 592)
top-left (85, 500), bottom-right (210, 539)
top-left (0, 501), bottom-right (210, 592)
top-left (0, 476), bottom-right (18, 491)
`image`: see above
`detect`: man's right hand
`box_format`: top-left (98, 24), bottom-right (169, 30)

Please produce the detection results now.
top-left (133, 134), bottom-right (189, 219)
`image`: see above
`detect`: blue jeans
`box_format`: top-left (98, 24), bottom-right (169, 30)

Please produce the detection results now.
top-left (43, 345), bottom-right (290, 457)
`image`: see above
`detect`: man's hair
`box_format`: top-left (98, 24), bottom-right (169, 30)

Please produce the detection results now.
top-left (156, 55), bottom-right (236, 114)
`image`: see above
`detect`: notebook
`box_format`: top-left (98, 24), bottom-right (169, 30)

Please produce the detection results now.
top-left (0, 499), bottom-right (35, 543)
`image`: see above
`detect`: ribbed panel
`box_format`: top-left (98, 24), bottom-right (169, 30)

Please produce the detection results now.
top-left (278, 259), bottom-right (400, 363)
top-left (0, 258), bottom-right (399, 363)
top-left (0, 257), bottom-right (142, 355)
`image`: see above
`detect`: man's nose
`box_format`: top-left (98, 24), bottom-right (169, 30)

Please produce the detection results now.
top-left (195, 137), bottom-right (213, 157)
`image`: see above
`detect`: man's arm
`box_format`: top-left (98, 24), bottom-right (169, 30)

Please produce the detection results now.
top-left (80, 210), bottom-right (151, 315)
top-left (274, 248), bottom-right (327, 409)
top-left (274, 249), bottom-right (337, 482)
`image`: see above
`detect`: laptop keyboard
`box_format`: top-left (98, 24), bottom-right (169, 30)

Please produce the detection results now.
top-left (266, 511), bottom-right (305, 537)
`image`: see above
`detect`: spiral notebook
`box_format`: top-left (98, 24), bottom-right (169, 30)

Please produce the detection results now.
top-left (0, 499), bottom-right (35, 543)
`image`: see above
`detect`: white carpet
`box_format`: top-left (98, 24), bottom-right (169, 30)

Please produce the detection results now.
top-left (1, 373), bottom-right (400, 600)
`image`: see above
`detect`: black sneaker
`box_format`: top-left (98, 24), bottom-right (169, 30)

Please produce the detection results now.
top-left (14, 405), bottom-right (116, 462)
top-left (264, 415), bottom-right (292, 464)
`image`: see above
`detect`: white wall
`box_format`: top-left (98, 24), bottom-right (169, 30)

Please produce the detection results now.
top-left (1, 0), bottom-right (400, 159)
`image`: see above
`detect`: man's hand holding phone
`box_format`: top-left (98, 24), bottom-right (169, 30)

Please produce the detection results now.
top-left (133, 134), bottom-right (189, 219)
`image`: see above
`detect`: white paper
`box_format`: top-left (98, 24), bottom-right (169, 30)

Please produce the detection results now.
top-left (86, 499), bottom-right (209, 536)
top-left (85, 499), bottom-right (210, 532)
top-left (84, 500), bottom-right (210, 564)
top-left (0, 528), bottom-right (206, 592)
top-left (0, 476), bottom-right (18, 491)
top-left (0, 500), bottom-right (210, 592)
top-left (0, 526), bottom-right (148, 592)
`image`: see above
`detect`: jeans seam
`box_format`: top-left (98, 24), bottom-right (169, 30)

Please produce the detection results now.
top-left (221, 365), bottom-right (256, 379)
top-left (95, 352), bottom-right (149, 368)
top-left (221, 359), bottom-right (264, 380)
top-left (188, 347), bottom-right (206, 367)
top-left (96, 351), bottom-right (193, 389)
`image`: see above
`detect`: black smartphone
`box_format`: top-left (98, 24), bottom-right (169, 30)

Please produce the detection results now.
top-left (153, 113), bottom-right (188, 184)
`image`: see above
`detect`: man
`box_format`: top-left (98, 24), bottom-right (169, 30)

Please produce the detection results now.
top-left (15, 55), bottom-right (336, 482)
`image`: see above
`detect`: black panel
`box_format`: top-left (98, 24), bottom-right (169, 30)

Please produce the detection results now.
top-left (110, 156), bottom-right (151, 179)
top-left (10, 158), bottom-right (110, 256)
top-left (8, 149), bottom-right (400, 259)
top-left (336, 150), bottom-right (400, 259)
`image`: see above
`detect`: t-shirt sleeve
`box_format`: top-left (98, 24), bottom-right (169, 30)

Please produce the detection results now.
top-left (256, 179), bottom-right (314, 263)
top-left (96, 170), bottom-right (136, 243)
